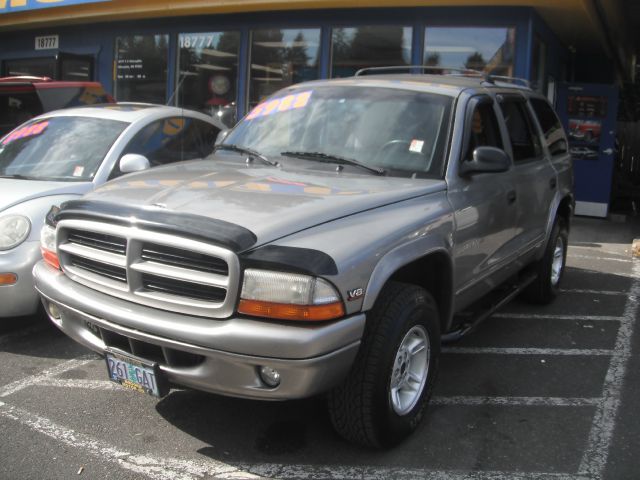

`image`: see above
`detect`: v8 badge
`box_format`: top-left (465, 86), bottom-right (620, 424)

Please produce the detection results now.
top-left (347, 287), bottom-right (364, 301)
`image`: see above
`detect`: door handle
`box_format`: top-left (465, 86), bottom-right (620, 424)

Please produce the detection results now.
top-left (507, 190), bottom-right (517, 204)
top-left (550, 178), bottom-right (557, 189)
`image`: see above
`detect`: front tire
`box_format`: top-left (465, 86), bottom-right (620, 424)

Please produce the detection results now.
top-left (328, 281), bottom-right (440, 448)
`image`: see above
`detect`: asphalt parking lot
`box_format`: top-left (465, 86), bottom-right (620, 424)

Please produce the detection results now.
top-left (1, 216), bottom-right (639, 480)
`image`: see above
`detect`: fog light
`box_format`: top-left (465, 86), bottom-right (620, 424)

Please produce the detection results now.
top-left (47, 302), bottom-right (61, 320)
top-left (0, 273), bottom-right (17, 285)
top-left (259, 366), bottom-right (281, 388)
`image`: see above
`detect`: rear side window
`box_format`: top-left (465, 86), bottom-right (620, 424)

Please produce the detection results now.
top-left (530, 98), bottom-right (567, 155)
top-left (37, 85), bottom-right (111, 112)
top-left (499, 98), bottom-right (542, 162)
top-left (0, 87), bottom-right (43, 136)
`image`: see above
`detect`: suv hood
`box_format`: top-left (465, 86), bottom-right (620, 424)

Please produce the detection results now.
top-left (0, 178), bottom-right (92, 213)
top-left (85, 158), bottom-right (446, 247)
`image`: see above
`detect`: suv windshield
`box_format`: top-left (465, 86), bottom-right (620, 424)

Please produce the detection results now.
top-left (0, 116), bottom-right (128, 181)
top-left (225, 85), bottom-right (453, 177)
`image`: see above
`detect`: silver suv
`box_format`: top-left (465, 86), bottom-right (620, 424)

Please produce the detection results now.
top-left (33, 70), bottom-right (573, 448)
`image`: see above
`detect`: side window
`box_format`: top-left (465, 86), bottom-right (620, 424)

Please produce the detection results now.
top-left (111, 117), bottom-right (211, 178)
top-left (499, 99), bottom-right (543, 162)
top-left (123, 117), bottom-right (203, 165)
top-left (530, 98), bottom-right (568, 156)
top-left (195, 119), bottom-right (220, 156)
top-left (465, 101), bottom-right (503, 160)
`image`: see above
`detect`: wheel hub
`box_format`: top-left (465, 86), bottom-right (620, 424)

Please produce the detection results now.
top-left (389, 325), bottom-right (430, 416)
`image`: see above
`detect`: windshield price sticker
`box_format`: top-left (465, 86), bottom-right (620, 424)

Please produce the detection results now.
top-left (35, 35), bottom-right (59, 50)
top-left (1, 121), bottom-right (49, 145)
top-left (246, 90), bottom-right (313, 120)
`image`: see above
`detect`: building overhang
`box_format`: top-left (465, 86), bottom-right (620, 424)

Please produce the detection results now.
top-left (0, 0), bottom-right (632, 80)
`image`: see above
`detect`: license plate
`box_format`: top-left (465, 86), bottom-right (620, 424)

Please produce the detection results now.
top-left (105, 349), bottom-right (168, 397)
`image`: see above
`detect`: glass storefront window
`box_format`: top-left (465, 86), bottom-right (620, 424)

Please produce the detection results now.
top-left (4, 57), bottom-right (56, 78)
top-left (176, 31), bottom-right (240, 122)
top-left (249, 28), bottom-right (321, 109)
top-left (424, 27), bottom-right (515, 76)
top-left (531, 35), bottom-right (547, 92)
top-left (331, 26), bottom-right (412, 77)
top-left (114, 34), bottom-right (168, 104)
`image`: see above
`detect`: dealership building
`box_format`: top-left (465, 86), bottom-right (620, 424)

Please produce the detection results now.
top-left (1, 0), bottom-right (638, 217)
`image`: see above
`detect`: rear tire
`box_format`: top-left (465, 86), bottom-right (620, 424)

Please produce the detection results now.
top-left (328, 281), bottom-right (440, 448)
top-left (524, 218), bottom-right (568, 304)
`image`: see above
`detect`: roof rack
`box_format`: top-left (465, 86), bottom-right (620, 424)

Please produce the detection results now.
top-left (353, 65), bottom-right (531, 90)
top-left (354, 65), bottom-right (486, 78)
top-left (486, 75), bottom-right (531, 89)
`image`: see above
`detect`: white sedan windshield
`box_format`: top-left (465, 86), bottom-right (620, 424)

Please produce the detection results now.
top-left (0, 116), bottom-right (128, 181)
top-left (225, 85), bottom-right (453, 177)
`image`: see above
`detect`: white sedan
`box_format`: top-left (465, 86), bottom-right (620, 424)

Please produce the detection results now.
top-left (0, 103), bottom-right (224, 318)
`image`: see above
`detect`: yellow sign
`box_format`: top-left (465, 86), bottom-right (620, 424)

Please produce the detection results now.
top-left (0, 0), bottom-right (109, 14)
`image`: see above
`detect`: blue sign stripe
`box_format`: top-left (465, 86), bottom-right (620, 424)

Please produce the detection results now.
top-left (0, 0), bottom-right (110, 15)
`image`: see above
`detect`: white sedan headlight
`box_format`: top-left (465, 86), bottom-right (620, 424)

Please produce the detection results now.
top-left (0, 215), bottom-right (31, 250)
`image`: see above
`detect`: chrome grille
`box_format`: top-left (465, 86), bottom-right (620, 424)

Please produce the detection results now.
top-left (56, 219), bottom-right (240, 318)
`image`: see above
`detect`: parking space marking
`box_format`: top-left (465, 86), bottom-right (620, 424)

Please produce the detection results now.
top-left (431, 396), bottom-right (600, 407)
top-left (560, 289), bottom-right (626, 296)
top-left (568, 254), bottom-right (632, 263)
top-left (37, 378), bottom-right (120, 391)
top-left (0, 355), bottom-right (94, 398)
top-left (442, 347), bottom-right (614, 356)
top-left (577, 261), bottom-right (640, 478)
top-left (0, 402), bottom-right (254, 480)
top-left (492, 313), bottom-right (623, 322)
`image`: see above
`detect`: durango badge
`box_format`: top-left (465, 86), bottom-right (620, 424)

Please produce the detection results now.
top-left (347, 287), bottom-right (364, 301)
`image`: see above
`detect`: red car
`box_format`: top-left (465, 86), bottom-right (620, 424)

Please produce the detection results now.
top-left (0, 76), bottom-right (114, 136)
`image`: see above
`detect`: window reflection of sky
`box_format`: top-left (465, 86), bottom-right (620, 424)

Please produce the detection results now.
top-left (424, 27), bottom-right (514, 72)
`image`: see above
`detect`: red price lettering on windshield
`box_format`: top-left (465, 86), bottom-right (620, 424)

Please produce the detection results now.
top-left (246, 90), bottom-right (313, 120)
top-left (2, 121), bottom-right (49, 145)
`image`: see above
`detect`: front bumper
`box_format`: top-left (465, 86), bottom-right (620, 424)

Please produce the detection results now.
top-left (0, 240), bottom-right (41, 318)
top-left (33, 261), bottom-right (366, 400)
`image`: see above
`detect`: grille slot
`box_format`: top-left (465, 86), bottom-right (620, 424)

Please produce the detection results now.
top-left (141, 243), bottom-right (228, 275)
top-left (141, 273), bottom-right (226, 303)
top-left (69, 255), bottom-right (127, 283)
top-left (67, 229), bottom-right (126, 255)
top-left (100, 328), bottom-right (204, 368)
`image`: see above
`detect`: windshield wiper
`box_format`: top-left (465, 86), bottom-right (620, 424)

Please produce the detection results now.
top-left (280, 151), bottom-right (386, 175)
top-left (0, 174), bottom-right (38, 180)
top-left (213, 144), bottom-right (278, 167)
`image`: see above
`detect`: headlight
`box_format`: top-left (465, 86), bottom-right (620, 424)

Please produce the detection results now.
top-left (238, 269), bottom-right (345, 321)
top-left (0, 215), bottom-right (31, 250)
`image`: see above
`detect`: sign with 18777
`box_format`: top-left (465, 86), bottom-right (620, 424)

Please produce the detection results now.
top-left (35, 35), bottom-right (58, 50)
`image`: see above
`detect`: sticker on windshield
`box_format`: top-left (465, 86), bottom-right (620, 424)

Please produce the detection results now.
top-left (2, 121), bottom-right (49, 145)
top-left (246, 90), bottom-right (313, 120)
top-left (73, 166), bottom-right (85, 177)
top-left (409, 139), bottom-right (424, 153)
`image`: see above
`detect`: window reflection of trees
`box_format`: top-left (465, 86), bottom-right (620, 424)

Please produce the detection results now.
top-left (249, 29), bottom-right (320, 107)
top-left (423, 27), bottom-right (515, 76)
top-left (331, 26), bottom-right (412, 77)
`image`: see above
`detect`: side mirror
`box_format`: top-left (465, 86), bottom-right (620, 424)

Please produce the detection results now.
top-left (459, 146), bottom-right (511, 176)
top-left (119, 153), bottom-right (150, 173)
top-left (215, 129), bottom-right (230, 146)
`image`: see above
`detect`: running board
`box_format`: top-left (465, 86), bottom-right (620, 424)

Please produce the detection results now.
top-left (441, 271), bottom-right (537, 343)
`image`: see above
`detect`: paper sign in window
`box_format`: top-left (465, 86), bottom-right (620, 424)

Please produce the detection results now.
top-left (2, 121), bottom-right (50, 145)
top-left (246, 91), bottom-right (313, 120)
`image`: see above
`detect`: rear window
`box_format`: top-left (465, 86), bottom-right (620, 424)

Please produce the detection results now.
top-left (0, 116), bottom-right (128, 181)
top-left (37, 85), bottom-right (112, 111)
top-left (0, 86), bottom-right (43, 136)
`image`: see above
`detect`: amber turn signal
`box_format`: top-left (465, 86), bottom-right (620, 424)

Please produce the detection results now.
top-left (41, 247), bottom-right (60, 270)
top-left (238, 299), bottom-right (345, 321)
top-left (0, 273), bottom-right (17, 285)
